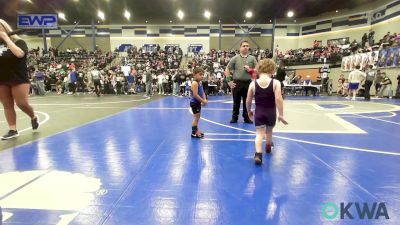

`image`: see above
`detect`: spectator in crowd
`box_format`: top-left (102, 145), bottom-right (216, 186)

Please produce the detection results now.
top-left (55, 75), bottom-right (63, 94)
top-left (171, 69), bottom-right (179, 96)
top-left (291, 74), bottom-right (302, 84)
top-left (362, 33), bottom-right (368, 48)
top-left (184, 77), bottom-right (191, 97)
top-left (157, 72), bottom-right (164, 95)
top-left (162, 71), bottom-right (169, 95)
top-left (126, 71), bottom-right (135, 94)
top-left (368, 30), bottom-right (375, 46)
top-left (90, 64), bottom-right (102, 97)
top-left (343, 79), bottom-right (349, 97)
top-left (378, 73), bottom-right (392, 98)
top-left (275, 62), bottom-right (286, 96)
top-left (337, 74), bottom-right (346, 96)
top-left (303, 75), bottom-right (317, 96)
top-left (303, 75), bottom-right (312, 85)
top-left (395, 74), bottom-right (400, 98)
top-left (347, 65), bottom-right (366, 100)
top-left (364, 65), bottom-right (375, 100)
top-left (351, 39), bottom-right (359, 53)
top-left (313, 40), bottom-right (320, 49)
top-left (338, 74), bottom-right (345, 84)
top-left (144, 70), bottom-right (152, 97)
top-left (34, 66), bottom-right (46, 95)
top-left (202, 67), bottom-right (210, 97)
top-left (375, 69), bottom-right (382, 96)
top-left (68, 67), bottom-right (77, 94)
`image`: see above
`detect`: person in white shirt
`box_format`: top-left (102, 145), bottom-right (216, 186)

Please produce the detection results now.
top-left (303, 75), bottom-right (317, 96)
top-left (90, 66), bottom-right (101, 97)
top-left (157, 72), bottom-right (164, 94)
top-left (303, 75), bottom-right (312, 85)
top-left (347, 65), bottom-right (366, 100)
top-left (162, 72), bottom-right (169, 95)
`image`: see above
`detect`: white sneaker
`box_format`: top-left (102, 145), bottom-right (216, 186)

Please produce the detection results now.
top-left (351, 97), bottom-right (356, 101)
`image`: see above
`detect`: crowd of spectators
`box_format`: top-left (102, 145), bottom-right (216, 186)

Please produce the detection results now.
top-left (24, 29), bottom-right (400, 97)
top-left (277, 30), bottom-right (400, 66)
top-left (26, 45), bottom-right (187, 96)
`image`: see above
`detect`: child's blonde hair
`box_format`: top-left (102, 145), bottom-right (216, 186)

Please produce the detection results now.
top-left (256, 59), bottom-right (276, 75)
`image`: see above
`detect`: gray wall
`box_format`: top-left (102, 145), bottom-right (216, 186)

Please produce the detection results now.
top-left (210, 37), bottom-right (272, 51)
top-left (50, 37), bottom-right (111, 52)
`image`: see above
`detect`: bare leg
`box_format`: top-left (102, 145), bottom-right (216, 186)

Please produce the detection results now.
top-left (265, 128), bottom-right (273, 145)
top-left (11, 83), bottom-right (35, 119)
top-left (192, 113), bottom-right (200, 127)
top-left (0, 85), bottom-right (17, 130)
top-left (191, 112), bottom-right (203, 137)
top-left (255, 127), bottom-right (265, 153)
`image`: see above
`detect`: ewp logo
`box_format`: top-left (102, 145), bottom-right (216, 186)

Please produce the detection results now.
top-left (17, 14), bottom-right (58, 29)
top-left (321, 202), bottom-right (390, 220)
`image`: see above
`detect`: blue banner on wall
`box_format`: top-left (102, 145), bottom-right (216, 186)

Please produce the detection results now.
top-left (118, 44), bottom-right (133, 52)
top-left (377, 48), bottom-right (388, 68)
top-left (188, 44), bottom-right (203, 53)
top-left (392, 48), bottom-right (399, 67)
top-left (376, 47), bottom-right (400, 68)
top-left (17, 14), bottom-right (58, 29)
top-left (143, 44), bottom-right (159, 52)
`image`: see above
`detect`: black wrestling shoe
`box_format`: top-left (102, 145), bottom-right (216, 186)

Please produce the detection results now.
top-left (244, 118), bottom-right (253, 124)
top-left (2, 130), bottom-right (19, 140)
top-left (229, 118), bottom-right (238, 123)
top-left (265, 142), bottom-right (274, 154)
top-left (254, 152), bottom-right (262, 165)
top-left (198, 130), bottom-right (205, 138)
top-left (191, 130), bottom-right (204, 138)
top-left (31, 116), bottom-right (39, 130)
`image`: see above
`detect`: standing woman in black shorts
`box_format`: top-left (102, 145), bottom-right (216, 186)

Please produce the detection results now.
top-left (0, 19), bottom-right (39, 140)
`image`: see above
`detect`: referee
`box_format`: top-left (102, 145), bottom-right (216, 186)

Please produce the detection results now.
top-left (225, 40), bottom-right (257, 123)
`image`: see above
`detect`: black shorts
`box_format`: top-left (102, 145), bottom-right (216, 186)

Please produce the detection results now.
top-left (190, 102), bottom-right (201, 114)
